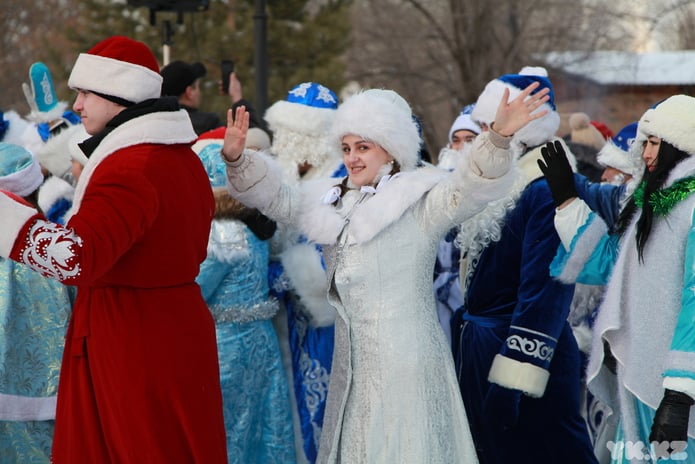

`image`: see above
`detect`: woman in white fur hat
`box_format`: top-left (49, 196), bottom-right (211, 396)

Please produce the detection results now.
top-left (543, 94), bottom-right (695, 462)
top-left (220, 82), bottom-right (549, 463)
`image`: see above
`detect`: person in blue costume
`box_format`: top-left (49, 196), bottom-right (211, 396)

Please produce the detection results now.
top-left (542, 94), bottom-right (695, 463)
top-left (194, 140), bottom-right (297, 464)
top-left (0, 143), bottom-right (74, 463)
top-left (557, 121), bottom-right (643, 463)
top-left (262, 82), bottom-right (344, 463)
top-left (451, 67), bottom-right (598, 464)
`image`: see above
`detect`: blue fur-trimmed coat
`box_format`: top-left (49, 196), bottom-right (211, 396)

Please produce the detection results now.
top-left (452, 141), bottom-right (598, 464)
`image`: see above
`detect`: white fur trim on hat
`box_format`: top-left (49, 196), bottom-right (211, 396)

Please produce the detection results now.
top-left (636, 95), bottom-right (695, 156)
top-left (0, 144), bottom-right (44, 197)
top-left (472, 79), bottom-right (559, 148)
top-left (330, 89), bottom-right (420, 171)
top-left (264, 99), bottom-right (337, 168)
top-left (68, 53), bottom-right (162, 104)
top-left (596, 141), bottom-right (643, 177)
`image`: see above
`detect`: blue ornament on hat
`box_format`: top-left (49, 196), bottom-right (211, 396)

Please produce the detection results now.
top-left (612, 122), bottom-right (637, 152)
top-left (264, 82), bottom-right (342, 177)
top-left (286, 82), bottom-right (338, 109)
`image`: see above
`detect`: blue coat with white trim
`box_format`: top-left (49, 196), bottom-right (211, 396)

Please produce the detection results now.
top-left (452, 176), bottom-right (597, 464)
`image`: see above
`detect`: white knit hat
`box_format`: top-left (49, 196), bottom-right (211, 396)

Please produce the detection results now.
top-left (635, 95), bottom-right (695, 156)
top-left (330, 88), bottom-right (421, 171)
top-left (68, 36), bottom-right (162, 106)
top-left (448, 104), bottom-right (481, 142)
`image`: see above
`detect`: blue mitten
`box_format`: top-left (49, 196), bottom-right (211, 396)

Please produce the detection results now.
top-left (482, 383), bottom-right (522, 430)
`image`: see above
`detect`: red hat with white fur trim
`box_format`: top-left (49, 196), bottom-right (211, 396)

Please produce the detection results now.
top-left (68, 36), bottom-right (162, 106)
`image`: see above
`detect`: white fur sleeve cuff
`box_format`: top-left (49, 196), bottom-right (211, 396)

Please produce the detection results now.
top-left (0, 193), bottom-right (39, 258)
top-left (663, 377), bottom-right (695, 400)
top-left (555, 198), bottom-right (591, 251)
top-left (488, 354), bottom-right (550, 398)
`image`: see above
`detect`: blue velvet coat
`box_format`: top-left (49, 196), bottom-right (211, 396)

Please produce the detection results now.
top-left (452, 177), bottom-right (597, 464)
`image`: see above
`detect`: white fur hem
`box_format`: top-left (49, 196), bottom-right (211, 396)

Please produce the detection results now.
top-left (0, 194), bottom-right (38, 257)
top-left (0, 393), bottom-right (56, 420)
top-left (663, 377), bottom-right (695, 401)
top-left (488, 354), bottom-right (550, 398)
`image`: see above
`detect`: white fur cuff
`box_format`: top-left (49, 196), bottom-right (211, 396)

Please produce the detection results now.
top-left (663, 377), bottom-right (695, 401)
top-left (488, 354), bottom-right (550, 398)
top-left (0, 193), bottom-right (38, 258)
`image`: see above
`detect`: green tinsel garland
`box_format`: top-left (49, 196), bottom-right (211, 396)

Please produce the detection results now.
top-left (633, 176), bottom-right (695, 215)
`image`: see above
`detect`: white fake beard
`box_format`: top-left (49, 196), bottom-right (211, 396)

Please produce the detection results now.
top-left (437, 143), bottom-right (473, 171)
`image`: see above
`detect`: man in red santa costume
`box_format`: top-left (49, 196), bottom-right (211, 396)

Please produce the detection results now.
top-left (0, 35), bottom-right (227, 462)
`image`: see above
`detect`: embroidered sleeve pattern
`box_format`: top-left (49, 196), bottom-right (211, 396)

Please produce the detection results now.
top-left (15, 219), bottom-right (82, 281)
top-left (503, 325), bottom-right (557, 369)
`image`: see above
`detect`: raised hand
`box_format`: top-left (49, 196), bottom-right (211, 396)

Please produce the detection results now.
top-left (492, 81), bottom-right (550, 137)
top-left (537, 141), bottom-right (578, 207)
top-left (221, 105), bottom-right (250, 163)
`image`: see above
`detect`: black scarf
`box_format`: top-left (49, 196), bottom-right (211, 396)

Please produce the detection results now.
top-left (78, 96), bottom-right (180, 158)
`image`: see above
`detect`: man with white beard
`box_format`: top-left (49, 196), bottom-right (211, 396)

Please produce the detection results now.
top-left (433, 105), bottom-right (481, 344)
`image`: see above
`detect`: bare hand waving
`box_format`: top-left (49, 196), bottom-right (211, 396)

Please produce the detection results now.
top-left (221, 106), bottom-right (250, 163)
top-left (492, 82), bottom-right (550, 137)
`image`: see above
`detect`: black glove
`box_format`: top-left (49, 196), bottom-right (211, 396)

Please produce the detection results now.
top-left (649, 389), bottom-right (693, 447)
top-left (240, 209), bottom-right (277, 241)
top-left (537, 140), bottom-right (578, 207)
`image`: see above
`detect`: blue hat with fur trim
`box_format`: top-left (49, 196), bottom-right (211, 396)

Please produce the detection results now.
top-left (597, 122), bottom-right (641, 176)
top-left (264, 82), bottom-right (340, 170)
top-left (0, 142), bottom-right (44, 197)
top-left (472, 66), bottom-right (560, 148)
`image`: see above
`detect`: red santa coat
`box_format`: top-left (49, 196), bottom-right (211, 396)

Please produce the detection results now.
top-left (0, 108), bottom-right (227, 463)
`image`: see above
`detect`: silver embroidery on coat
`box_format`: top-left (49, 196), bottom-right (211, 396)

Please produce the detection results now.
top-left (20, 221), bottom-right (82, 280)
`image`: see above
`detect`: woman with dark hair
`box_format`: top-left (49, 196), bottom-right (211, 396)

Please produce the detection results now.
top-left (540, 94), bottom-right (695, 463)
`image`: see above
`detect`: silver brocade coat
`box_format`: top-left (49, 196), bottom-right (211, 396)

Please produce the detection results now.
top-left (225, 131), bottom-right (517, 463)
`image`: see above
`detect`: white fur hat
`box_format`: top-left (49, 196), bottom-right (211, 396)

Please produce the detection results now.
top-left (264, 82), bottom-right (339, 168)
top-left (472, 67), bottom-right (560, 147)
top-left (636, 95), bottom-right (695, 156)
top-left (330, 89), bottom-right (421, 171)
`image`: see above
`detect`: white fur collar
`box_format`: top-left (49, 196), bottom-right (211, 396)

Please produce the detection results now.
top-left (662, 155), bottom-right (695, 188)
top-left (296, 166), bottom-right (447, 245)
top-left (66, 109), bottom-right (196, 220)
